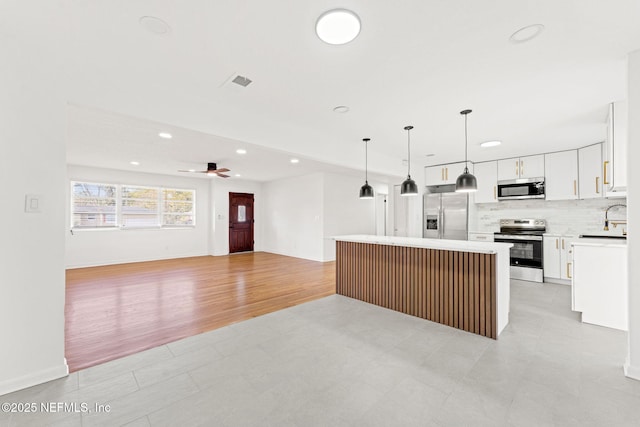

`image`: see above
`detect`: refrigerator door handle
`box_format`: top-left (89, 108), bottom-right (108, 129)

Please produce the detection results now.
top-left (439, 207), bottom-right (444, 239)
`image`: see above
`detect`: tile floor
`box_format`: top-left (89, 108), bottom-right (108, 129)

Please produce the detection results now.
top-left (2, 280), bottom-right (640, 426)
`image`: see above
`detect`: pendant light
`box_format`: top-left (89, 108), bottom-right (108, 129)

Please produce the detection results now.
top-left (455, 109), bottom-right (478, 192)
top-left (359, 138), bottom-right (374, 199)
top-left (400, 125), bottom-right (418, 196)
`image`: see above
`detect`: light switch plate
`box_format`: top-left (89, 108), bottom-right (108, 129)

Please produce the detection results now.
top-left (25, 194), bottom-right (42, 213)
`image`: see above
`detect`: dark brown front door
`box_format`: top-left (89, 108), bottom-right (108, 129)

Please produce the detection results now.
top-left (229, 192), bottom-right (254, 253)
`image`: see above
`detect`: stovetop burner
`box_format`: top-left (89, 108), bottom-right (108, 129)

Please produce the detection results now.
top-left (497, 218), bottom-right (546, 235)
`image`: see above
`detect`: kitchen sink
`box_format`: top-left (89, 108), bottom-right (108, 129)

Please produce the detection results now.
top-left (579, 234), bottom-right (627, 240)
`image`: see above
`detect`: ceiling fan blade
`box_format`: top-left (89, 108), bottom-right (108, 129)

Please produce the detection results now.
top-left (214, 168), bottom-right (230, 173)
top-left (216, 173), bottom-right (230, 178)
top-left (178, 170), bottom-right (207, 173)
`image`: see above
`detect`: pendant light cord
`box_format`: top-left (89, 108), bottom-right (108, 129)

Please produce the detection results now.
top-left (464, 113), bottom-right (468, 172)
top-left (460, 110), bottom-right (471, 173)
top-left (363, 138), bottom-right (371, 183)
top-left (405, 126), bottom-right (412, 177)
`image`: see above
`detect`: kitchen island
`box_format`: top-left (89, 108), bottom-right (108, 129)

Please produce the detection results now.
top-left (334, 235), bottom-right (512, 338)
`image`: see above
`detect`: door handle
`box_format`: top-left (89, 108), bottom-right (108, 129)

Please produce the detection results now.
top-left (556, 238), bottom-right (558, 249)
top-left (567, 262), bottom-right (572, 279)
top-left (562, 239), bottom-right (565, 250)
top-left (493, 186), bottom-right (497, 200)
top-left (573, 180), bottom-right (577, 196)
top-left (603, 161), bottom-right (610, 185)
top-left (520, 160), bottom-right (524, 177)
top-left (441, 168), bottom-right (444, 181)
top-left (596, 176), bottom-right (600, 194)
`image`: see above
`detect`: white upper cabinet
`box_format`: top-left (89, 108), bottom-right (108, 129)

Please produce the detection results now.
top-left (604, 100), bottom-right (627, 193)
top-left (545, 150), bottom-right (578, 200)
top-left (472, 161), bottom-right (498, 204)
top-left (425, 162), bottom-right (470, 186)
top-left (578, 143), bottom-right (603, 199)
top-left (497, 155), bottom-right (545, 181)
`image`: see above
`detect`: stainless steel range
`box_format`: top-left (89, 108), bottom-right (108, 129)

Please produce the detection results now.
top-left (494, 219), bottom-right (546, 283)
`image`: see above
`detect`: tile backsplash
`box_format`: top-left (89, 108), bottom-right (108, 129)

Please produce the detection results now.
top-left (469, 197), bottom-right (628, 236)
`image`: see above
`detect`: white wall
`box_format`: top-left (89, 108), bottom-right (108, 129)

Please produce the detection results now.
top-left (210, 179), bottom-right (263, 256)
top-left (322, 173), bottom-right (382, 261)
top-left (66, 165), bottom-right (211, 268)
top-left (625, 48), bottom-right (640, 381)
top-left (262, 173), bottom-right (324, 261)
top-left (0, 38), bottom-right (68, 394)
top-left (470, 197), bottom-right (627, 236)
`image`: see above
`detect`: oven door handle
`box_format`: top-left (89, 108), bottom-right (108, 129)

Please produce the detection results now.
top-left (494, 234), bottom-right (543, 241)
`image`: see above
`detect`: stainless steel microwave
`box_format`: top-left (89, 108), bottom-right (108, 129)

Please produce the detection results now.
top-left (497, 177), bottom-right (545, 200)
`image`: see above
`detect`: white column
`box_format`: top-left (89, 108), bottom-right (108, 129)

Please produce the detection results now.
top-left (625, 48), bottom-right (640, 380)
top-left (0, 37), bottom-right (68, 394)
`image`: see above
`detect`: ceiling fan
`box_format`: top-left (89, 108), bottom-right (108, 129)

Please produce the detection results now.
top-left (179, 162), bottom-right (230, 178)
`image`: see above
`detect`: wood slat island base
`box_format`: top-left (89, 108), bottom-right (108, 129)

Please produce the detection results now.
top-left (335, 236), bottom-right (513, 339)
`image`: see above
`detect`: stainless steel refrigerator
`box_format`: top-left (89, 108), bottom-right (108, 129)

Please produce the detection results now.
top-left (423, 187), bottom-right (468, 240)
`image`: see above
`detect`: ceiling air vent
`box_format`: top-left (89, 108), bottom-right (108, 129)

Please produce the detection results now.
top-left (231, 75), bottom-right (252, 87)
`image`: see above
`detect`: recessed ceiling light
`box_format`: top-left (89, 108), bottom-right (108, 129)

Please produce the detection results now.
top-left (236, 149), bottom-right (247, 154)
top-left (290, 158), bottom-right (300, 164)
top-left (130, 161), bottom-right (140, 166)
top-left (188, 169), bottom-right (195, 172)
top-left (158, 132), bottom-right (172, 139)
top-left (509, 24), bottom-right (545, 44)
top-left (316, 9), bottom-right (361, 45)
top-left (333, 106), bottom-right (350, 114)
top-left (235, 174), bottom-right (241, 177)
top-left (480, 140), bottom-right (502, 148)
top-left (139, 16), bottom-right (172, 36)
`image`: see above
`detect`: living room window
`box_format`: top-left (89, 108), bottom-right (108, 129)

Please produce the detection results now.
top-left (71, 181), bottom-right (195, 229)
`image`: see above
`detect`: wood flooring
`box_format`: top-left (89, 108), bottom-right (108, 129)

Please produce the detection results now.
top-left (65, 252), bottom-right (336, 372)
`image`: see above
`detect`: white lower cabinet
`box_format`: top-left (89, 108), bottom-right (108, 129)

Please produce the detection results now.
top-left (572, 242), bottom-right (627, 330)
top-left (543, 235), bottom-right (575, 282)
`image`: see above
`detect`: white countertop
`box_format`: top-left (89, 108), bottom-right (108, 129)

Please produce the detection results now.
top-left (333, 235), bottom-right (512, 254)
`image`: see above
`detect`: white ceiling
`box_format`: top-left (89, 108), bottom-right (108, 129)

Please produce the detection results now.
top-left (5, 0), bottom-right (640, 181)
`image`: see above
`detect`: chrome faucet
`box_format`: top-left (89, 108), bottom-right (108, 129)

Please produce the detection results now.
top-left (604, 204), bottom-right (627, 231)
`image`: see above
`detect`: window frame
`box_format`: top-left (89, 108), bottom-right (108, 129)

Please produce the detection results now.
top-left (70, 181), bottom-right (196, 230)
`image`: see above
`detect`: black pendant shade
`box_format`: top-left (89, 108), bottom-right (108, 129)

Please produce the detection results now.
top-left (359, 138), bottom-right (375, 199)
top-left (455, 168), bottom-right (478, 192)
top-left (400, 125), bottom-right (418, 196)
top-left (455, 109), bottom-right (478, 193)
top-left (400, 176), bottom-right (418, 195)
top-left (359, 182), bottom-right (374, 199)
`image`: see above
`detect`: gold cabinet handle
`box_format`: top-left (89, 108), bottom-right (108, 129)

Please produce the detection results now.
top-left (603, 161), bottom-right (610, 185)
top-left (446, 167), bottom-right (448, 181)
top-left (556, 238), bottom-right (559, 249)
top-left (516, 160), bottom-right (519, 176)
top-left (441, 168), bottom-right (444, 181)
top-left (520, 160), bottom-right (524, 177)
top-left (493, 186), bottom-right (497, 200)
top-left (596, 176), bottom-right (600, 194)
top-left (567, 262), bottom-right (572, 279)
top-left (573, 180), bottom-right (577, 195)
top-left (562, 239), bottom-right (565, 250)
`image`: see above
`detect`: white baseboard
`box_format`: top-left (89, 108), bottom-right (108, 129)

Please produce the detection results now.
top-left (624, 362), bottom-right (640, 382)
top-left (0, 361), bottom-right (69, 396)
